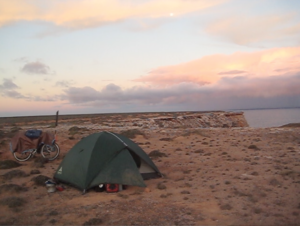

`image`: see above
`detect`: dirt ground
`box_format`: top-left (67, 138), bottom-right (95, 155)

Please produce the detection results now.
top-left (0, 117), bottom-right (300, 226)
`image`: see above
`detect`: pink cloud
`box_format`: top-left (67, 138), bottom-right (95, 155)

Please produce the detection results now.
top-left (134, 46), bottom-right (300, 86)
top-left (205, 13), bottom-right (299, 45)
top-left (0, 0), bottom-right (225, 29)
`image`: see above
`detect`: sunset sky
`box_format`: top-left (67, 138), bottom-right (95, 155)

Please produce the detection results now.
top-left (0, 0), bottom-right (300, 117)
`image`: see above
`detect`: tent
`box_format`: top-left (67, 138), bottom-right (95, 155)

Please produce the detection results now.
top-left (54, 131), bottom-right (161, 192)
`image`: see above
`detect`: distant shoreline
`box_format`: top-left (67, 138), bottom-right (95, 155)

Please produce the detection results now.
top-left (1, 107), bottom-right (299, 119)
top-left (0, 110), bottom-right (227, 120)
top-left (229, 106), bottom-right (300, 111)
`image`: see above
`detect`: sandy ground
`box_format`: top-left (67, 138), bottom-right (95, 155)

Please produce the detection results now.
top-left (0, 120), bottom-right (300, 225)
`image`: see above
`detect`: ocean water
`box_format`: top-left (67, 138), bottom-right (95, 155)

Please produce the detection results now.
top-left (236, 108), bottom-right (300, 128)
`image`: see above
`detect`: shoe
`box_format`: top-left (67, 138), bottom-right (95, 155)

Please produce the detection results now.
top-left (45, 179), bottom-right (56, 185)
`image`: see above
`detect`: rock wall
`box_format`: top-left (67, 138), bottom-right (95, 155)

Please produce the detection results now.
top-left (84, 111), bottom-right (249, 129)
top-left (148, 112), bottom-right (249, 129)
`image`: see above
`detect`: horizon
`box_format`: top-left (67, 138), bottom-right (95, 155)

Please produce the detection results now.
top-left (1, 106), bottom-right (300, 119)
top-left (1, 0), bottom-right (300, 117)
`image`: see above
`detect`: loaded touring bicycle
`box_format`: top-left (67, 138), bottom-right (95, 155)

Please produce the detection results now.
top-left (10, 129), bottom-right (60, 162)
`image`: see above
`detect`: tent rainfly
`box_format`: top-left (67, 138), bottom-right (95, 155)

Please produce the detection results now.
top-left (54, 131), bottom-right (161, 192)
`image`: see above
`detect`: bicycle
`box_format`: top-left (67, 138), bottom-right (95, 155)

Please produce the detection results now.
top-left (10, 129), bottom-right (60, 162)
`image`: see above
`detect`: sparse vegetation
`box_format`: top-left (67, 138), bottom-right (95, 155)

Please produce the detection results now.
top-left (120, 129), bottom-right (145, 139)
top-left (68, 126), bottom-right (87, 135)
top-left (220, 204), bottom-right (232, 210)
top-left (83, 218), bottom-right (103, 226)
top-left (0, 160), bottom-right (21, 169)
top-left (148, 150), bottom-right (167, 159)
top-left (0, 112), bottom-right (298, 226)
top-left (157, 182), bottom-right (166, 190)
top-left (248, 144), bottom-right (259, 150)
top-left (32, 156), bottom-right (48, 168)
top-left (0, 184), bottom-right (28, 194)
top-left (194, 149), bottom-right (204, 154)
top-left (0, 197), bottom-right (27, 209)
top-left (31, 175), bottom-right (51, 186)
top-left (0, 139), bottom-right (6, 147)
top-left (117, 193), bottom-right (129, 199)
top-left (182, 130), bottom-right (210, 137)
top-left (160, 193), bottom-right (172, 198)
top-left (0, 129), bottom-right (5, 139)
top-left (159, 137), bottom-right (172, 141)
top-left (2, 170), bottom-right (28, 180)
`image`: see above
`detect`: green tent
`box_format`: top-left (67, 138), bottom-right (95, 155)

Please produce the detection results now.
top-left (54, 131), bottom-right (161, 192)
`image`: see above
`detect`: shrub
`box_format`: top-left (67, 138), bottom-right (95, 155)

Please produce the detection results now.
top-left (3, 170), bottom-right (28, 180)
top-left (248, 145), bottom-right (259, 150)
top-left (32, 156), bottom-right (48, 168)
top-left (0, 160), bottom-right (21, 169)
top-left (0, 184), bottom-right (28, 194)
top-left (157, 183), bottom-right (166, 190)
top-left (148, 150), bottom-right (167, 159)
top-left (31, 175), bottom-right (51, 186)
top-left (220, 204), bottom-right (232, 210)
top-left (0, 197), bottom-right (27, 209)
top-left (83, 218), bottom-right (103, 225)
top-left (0, 130), bottom-right (5, 139)
top-left (68, 126), bottom-right (81, 135)
top-left (120, 129), bottom-right (145, 139)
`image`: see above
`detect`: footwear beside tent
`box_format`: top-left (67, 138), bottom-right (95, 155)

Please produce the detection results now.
top-left (54, 131), bottom-right (161, 192)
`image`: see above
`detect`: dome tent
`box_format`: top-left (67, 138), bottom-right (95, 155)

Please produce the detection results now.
top-left (54, 131), bottom-right (161, 192)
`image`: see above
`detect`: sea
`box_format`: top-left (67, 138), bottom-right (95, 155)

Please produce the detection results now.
top-left (231, 108), bottom-right (300, 128)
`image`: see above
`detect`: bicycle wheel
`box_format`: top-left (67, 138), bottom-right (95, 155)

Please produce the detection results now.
top-left (13, 150), bottom-right (32, 162)
top-left (41, 143), bottom-right (60, 161)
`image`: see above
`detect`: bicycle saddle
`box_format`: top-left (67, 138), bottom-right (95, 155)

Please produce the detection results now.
top-left (25, 129), bottom-right (42, 139)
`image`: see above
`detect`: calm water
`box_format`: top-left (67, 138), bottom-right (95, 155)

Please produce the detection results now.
top-left (233, 108), bottom-right (300, 128)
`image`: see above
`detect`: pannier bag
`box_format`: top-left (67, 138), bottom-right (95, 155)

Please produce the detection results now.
top-left (25, 130), bottom-right (42, 139)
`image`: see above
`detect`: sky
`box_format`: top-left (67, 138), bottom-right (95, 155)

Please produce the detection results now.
top-left (0, 0), bottom-right (300, 117)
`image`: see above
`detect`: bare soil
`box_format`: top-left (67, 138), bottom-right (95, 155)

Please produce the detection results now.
top-left (0, 115), bottom-right (300, 225)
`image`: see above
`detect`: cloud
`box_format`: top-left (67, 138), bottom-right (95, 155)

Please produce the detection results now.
top-left (13, 57), bottom-right (29, 63)
top-left (0, 0), bottom-right (225, 29)
top-left (2, 90), bottom-right (26, 99)
top-left (218, 70), bottom-right (246, 75)
top-left (0, 78), bottom-right (26, 99)
top-left (0, 78), bottom-right (19, 90)
top-left (204, 10), bottom-right (300, 46)
top-left (134, 46), bottom-right (300, 86)
top-left (55, 80), bottom-right (75, 87)
top-left (62, 72), bottom-right (300, 111)
top-left (0, 78), bottom-right (59, 101)
top-left (21, 61), bottom-right (53, 75)
top-left (32, 96), bottom-right (59, 102)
